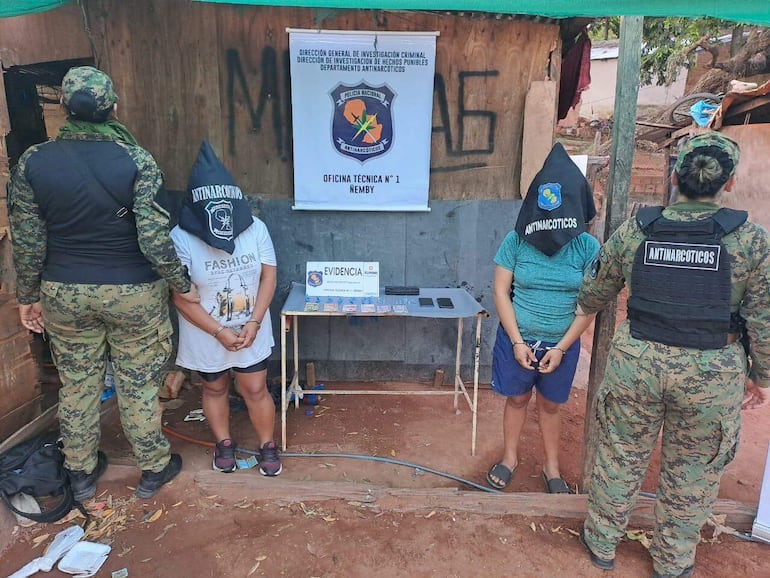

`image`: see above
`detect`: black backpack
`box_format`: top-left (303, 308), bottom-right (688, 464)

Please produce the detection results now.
top-left (0, 432), bottom-right (76, 523)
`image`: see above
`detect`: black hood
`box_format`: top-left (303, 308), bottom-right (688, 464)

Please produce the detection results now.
top-left (178, 140), bottom-right (253, 254)
top-left (514, 143), bottom-right (596, 256)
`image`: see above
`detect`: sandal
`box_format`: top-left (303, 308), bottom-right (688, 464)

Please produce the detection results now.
top-left (486, 462), bottom-right (516, 490)
top-left (542, 471), bottom-right (572, 494)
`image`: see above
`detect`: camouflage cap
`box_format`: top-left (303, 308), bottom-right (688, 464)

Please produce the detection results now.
top-left (61, 66), bottom-right (118, 115)
top-left (675, 132), bottom-right (740, 176)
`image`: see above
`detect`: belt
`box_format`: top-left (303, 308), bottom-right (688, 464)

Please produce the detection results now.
top-left (727, 333), bottom-right (741, 344)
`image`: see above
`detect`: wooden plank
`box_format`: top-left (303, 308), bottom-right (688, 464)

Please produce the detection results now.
top-left (195, 471), bottom-right (378, 503)
top-left (724, 95), bottom-right (770, 118)
top-left (519, 80), bottom-right (557, 198)
top-left (306, 362), bottom-right (316, 388)
top-left (85, 0), bottom-right (224, 190)
top-left (0, 395), bottom-right (42, 442)
top-left (194, 474), bottom-right (757, 531)
top-left (0, 403), bottom-right (57, 454)
top-left (0, 3), bottom-right (91, 67)
top-left (0, 358), bottom-right (39, 419)
top-left (582, 16), bottom-right (644, 491)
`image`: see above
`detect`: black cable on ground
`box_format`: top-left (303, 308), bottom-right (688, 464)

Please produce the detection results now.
top-left (162, 424), bottom-right (500, 494)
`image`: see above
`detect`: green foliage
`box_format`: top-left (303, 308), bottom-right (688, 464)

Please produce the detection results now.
top-left (589, 17), bottom-right (732, 86)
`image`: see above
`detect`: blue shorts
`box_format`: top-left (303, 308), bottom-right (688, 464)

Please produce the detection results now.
top-left (491, 324), bottom-right (580, 404)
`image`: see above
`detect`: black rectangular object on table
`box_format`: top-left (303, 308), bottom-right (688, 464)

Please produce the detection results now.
top-left (437, 297), bottom-right (454, 309)
top-left (384, 286), bottom-right (420, 295)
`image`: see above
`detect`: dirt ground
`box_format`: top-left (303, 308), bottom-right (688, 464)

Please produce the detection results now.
top-left (1, 333), bottom-right (769, 578)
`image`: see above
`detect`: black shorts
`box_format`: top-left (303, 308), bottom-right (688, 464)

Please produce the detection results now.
top-left (197, 360), bottom-right (268, 382)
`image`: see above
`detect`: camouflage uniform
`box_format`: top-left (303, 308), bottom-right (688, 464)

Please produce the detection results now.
top-left (8, 67), bottom-right (190, 474)
top-left (579, 136), bottom-right (770, 577)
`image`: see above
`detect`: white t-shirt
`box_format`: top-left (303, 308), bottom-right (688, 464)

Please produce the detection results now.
top-left (170, 217), bottom-right (277, 372)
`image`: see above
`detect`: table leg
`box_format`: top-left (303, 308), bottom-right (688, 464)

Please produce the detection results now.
top-left (454, 317), bottom-right (463, 410)
top-left (281, 313), bottom-right (287, 451)
top-left (293, 315), bottom-right (300, 409)
top-left (472, 313), bottom-right (482, 456)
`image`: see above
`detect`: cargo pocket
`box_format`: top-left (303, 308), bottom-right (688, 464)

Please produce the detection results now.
top-left (706, 418), bottom-right (740, 473)
top-left (612, 335), bottom-right (649, 359)
top-left (157, 323), bottom-right (173, 360)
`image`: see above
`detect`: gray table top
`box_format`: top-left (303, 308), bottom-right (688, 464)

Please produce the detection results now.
top-left (281, 282), bottom-right (487, 319)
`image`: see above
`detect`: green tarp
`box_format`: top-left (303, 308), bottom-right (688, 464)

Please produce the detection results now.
top-left (3, 0), bottom-right (770, 26)
top-left (0, 0), bottom-right (70, 18)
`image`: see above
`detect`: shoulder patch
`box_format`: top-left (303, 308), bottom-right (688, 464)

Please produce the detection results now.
top-left (589, 257), bottom-right (600, 279)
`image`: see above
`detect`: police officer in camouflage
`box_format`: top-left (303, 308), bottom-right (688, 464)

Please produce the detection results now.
top-left (8, 66), bottom-right (200, 500)
top-left (577, 133), bottom-right (770, 577)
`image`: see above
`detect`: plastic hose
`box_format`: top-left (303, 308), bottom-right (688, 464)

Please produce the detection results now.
top-left (162, 424), bottom-right (499, 494)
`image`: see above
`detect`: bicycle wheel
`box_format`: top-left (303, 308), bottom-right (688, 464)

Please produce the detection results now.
top-left (669, 93), bottom-right (722, 126)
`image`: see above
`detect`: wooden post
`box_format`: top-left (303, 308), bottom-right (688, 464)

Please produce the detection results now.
top-left (432, 368), bottom-right (445, 388)
top-left (306, 362), bottom-right (316, 388)
top-left (581, 16), bottom-right (644, 491)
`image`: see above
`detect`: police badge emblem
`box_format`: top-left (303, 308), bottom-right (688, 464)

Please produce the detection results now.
top-left (537, 183), bottom-right (562, 211)
top-left (205, 199), bottom-right (234, 240)
top-left (330, 82), bottom-right (395, 163)
top-left (307, 271), bottom-right (323, 287)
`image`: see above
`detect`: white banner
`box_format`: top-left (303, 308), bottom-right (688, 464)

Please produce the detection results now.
top-left (288, 30), bottom-right (437, 211)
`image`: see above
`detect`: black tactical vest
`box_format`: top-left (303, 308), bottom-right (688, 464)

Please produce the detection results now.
top-left (24, 139), bottom-right (160, 285)
top-left (627, 206), bottom-right (747, 349)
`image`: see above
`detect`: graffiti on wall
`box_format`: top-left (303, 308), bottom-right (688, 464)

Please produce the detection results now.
top-left (225, 48), bottom-right (500, 174)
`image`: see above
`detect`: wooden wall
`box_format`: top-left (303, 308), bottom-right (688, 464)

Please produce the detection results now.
top-left (0, 3), bottom-right (89, 439)
top-left (84, 1), bottom-right (560, 198)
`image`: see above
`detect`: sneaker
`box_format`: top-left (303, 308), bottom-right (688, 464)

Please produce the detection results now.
top-left (258, 441), bottom-right (282, 477)
top-left (67, 451), bottom-right (108, 501)
top-left (213, 439), bottom-right (237, 473)
top-left (136, 453), bottom-right (182, 498)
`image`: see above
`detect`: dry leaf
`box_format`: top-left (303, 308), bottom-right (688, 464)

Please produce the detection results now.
top-left (256, 555), bottom-right (267, 561)
top-left (322, 516), bottom-right (337, 523)
top-left (32, 533), bottom-right (50, 548)
top-left (530, 522), bottom-right (537, 532)
top-left (143, 508), bottom-right (164, 523)
top-left (551, 526), bottom-right (562, 533)
top-left (307, 542), bottom-right (319, 556)
top-left (141, 558), bottom-right (152, 563)
top-left (247, 561), bottom-right (261, 576)
top-left (155, 523), bottom-right (176, 541)
top-left (172, 501), bottom-right (183, 508)
top-left (626, 529), bottom-right (653, 549)
top-left (390, 449), bottom-right (396, 457)
top-left (425, 511), bottom-right (436, 519)
top-left (205, 494), bottom-right (219, 499)
top-left (565, 528), bottom-right (580, 537)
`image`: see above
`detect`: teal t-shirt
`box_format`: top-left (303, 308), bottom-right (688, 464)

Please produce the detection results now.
top-left (494, 231), bottom-right (600, 342)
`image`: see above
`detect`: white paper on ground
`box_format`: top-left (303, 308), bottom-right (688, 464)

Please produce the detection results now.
top-left (57, 541), bottom-right (111, 577)
top-left (7, 525), bottom-right (85, 578)
top-left (8, 493), bottom-right (41, 527)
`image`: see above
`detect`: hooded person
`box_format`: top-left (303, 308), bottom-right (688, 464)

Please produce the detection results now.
top-left (485, 143), bottom-right (600, 494)
top-left (169, 141), bottom-right (282, 477)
